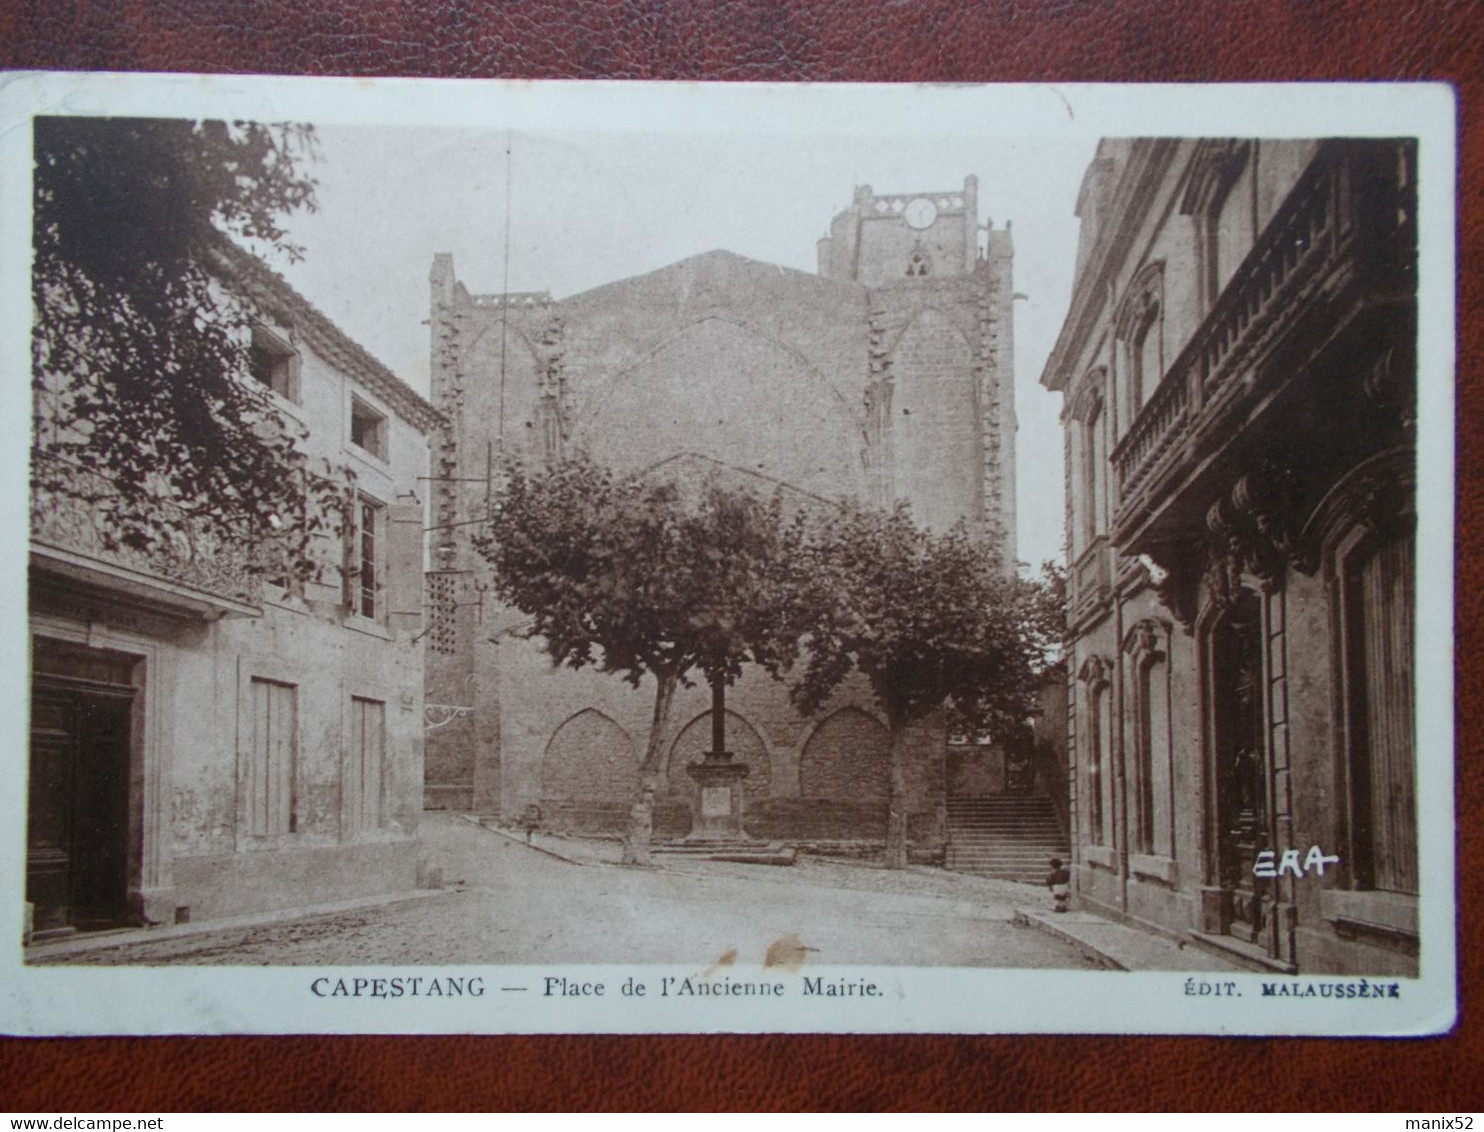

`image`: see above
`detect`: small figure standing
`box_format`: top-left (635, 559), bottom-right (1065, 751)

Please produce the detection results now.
top-left (621, 785), bottom-right (656, 867)
top-left (520, 802), bottom-right (542, 844)
top-left (1046, 857), bottom-right (1071, 913)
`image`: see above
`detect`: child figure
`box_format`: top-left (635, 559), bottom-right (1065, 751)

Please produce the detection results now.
top-left (1046, 857), bottom-right (1071, 913)
top-left (520, 802), bottom-right (542, 844)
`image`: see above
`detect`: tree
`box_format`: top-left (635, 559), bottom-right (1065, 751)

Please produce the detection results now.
top-left (786, 503), bottom-right (1050, 869)
top-left (31, 116), bottom-right (330, 563)
top-left (477, 455), bottom-right (804, 865)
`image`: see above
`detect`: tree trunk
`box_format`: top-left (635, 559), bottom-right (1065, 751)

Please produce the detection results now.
top-left (622, 669), bottom-right (679, 866)
top-left (883, 724), bottom-right (912, 869)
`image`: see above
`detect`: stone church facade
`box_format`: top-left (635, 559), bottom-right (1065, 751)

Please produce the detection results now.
top-left (1041, 139), bottom-right (1418, 974)
top-left (423, 178), bottom-right (1020, 854)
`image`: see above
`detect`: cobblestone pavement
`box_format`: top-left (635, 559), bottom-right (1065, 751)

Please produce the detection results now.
top-left (37, 814), bottom-right (1097, 969)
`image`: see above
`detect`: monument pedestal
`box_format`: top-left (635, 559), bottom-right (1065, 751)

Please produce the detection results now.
top-left (653, 677), bottom-right (794, 865)
top-left (684, 753), bottom-right (750, 840)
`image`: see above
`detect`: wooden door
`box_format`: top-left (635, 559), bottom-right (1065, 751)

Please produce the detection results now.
top-left (27, 677), bottom-right (134, 934)
top-left (1210, 591), bottom-right (1271, 945)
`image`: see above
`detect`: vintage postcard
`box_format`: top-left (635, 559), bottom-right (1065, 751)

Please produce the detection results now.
top-left (0, 73), bottom-right (1456, 1035)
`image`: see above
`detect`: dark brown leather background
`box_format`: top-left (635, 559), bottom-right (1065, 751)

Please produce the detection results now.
top-left (2, 0), bottom-right (1481, 1112)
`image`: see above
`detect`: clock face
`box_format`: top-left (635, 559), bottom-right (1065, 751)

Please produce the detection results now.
top-left (904, 197), bottom-right (938, 230)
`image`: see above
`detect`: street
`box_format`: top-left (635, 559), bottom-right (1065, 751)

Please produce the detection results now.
top-left (35, 814), bottom-right (1097, 969)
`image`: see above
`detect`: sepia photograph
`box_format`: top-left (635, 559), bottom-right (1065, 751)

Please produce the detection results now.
top-left (0, 75), bottom-right (1455, 1035)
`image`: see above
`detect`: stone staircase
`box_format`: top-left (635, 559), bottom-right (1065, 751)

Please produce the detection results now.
top-left (946, 796), bottom-right (1069, 883)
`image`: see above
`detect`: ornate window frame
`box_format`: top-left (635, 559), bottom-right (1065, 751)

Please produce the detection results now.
top-left (1180, 139), bottom-right (1252, 310)
top-left (1123, 617), bottom-right (1175, 864)
top-left (1114, 261), bottom-right (1165, 429)
top-left (1077, 653), bottom-right (1114, 852)
top-left (1070, 371), bottom-right (1108, 553)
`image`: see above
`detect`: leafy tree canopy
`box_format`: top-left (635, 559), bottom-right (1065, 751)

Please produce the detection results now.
top-left (32, 116), bottom-right (323, 555)
top-left (477, 454), bottom-right (803, 690)
top-left (789, 502), bottom-right (1049, 735)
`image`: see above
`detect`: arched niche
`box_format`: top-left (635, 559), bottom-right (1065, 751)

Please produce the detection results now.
top-left (799, 707), bottom-right (890, 803)
top-left (540, 708), bottom-right (636, 803)
top-left (665, 709), bottom-right (771, 800)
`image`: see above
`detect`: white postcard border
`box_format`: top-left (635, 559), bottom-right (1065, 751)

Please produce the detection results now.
top-left (0, 73), bottom-right (1458, 1036)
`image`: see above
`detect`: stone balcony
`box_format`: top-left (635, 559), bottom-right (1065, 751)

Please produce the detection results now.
top-left (1109, 141), bottom-right (1415, 551)
top-left (30, 450), bottom-right (262, 619)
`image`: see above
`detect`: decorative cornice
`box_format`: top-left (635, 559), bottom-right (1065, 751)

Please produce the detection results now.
top-left (1038, 139), bottom-right (1182, 394)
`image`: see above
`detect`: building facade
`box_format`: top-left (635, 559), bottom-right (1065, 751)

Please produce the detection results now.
top-left (27, 247), bottom-right (438, 939)
top-left (1041, 139), bottom-right (1418, 973)
top-left (424, 179), bottom-right (1027, 856)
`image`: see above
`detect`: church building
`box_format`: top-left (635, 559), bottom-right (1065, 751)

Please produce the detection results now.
top-left (423, 178), bottom-right (1039, 860)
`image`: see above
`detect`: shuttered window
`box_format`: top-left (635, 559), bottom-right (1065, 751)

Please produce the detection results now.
top-left (349, 696), bottom-right (386, 833)
top-left (1344, 531), bottom-right (1416, 894)
top-left (248, 678), bottom-right (297, 837)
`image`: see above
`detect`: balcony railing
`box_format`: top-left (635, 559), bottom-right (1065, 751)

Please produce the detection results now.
top-left (1110, 142), bottom-right (1409, 523)
top-left (30, 449), bottom-right (262, 611)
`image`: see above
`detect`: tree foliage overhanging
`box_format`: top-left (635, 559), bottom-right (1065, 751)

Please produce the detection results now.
top-left (32, 116), bottom-right (326, 556)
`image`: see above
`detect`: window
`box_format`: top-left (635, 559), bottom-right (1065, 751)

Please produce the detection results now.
top-left (349, 696), bottom-right (386, 833)
top-left (1211, 163), bottom-right (1255, 298)
top-left (1125, 619), bottom-right (1174, 857)
top-left (1080, 391), bottom-right (1106, 546)
top-left (248, 325), bottom-right (299, 403)
top-left (247, 678), bottom-right (297, 837)
top-left (1313, 451), bottom-right (1418, 906)
top-left (1095, 683), bottom-right (1113, 845)
top-left (1130, 300), bottom-right (1161, 412)
top-left (1078, 656), bottom-right (1112, 846)
top-left (1179, 140), bottom-right (1253, 308)
top-left (347, 494), bottom-right (385, 620)
top-left (350, 396), bottom-right (387, 461)
top-left (1116, 264), bottom-right (1164, 423)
